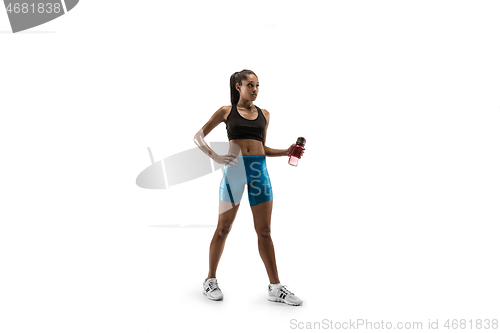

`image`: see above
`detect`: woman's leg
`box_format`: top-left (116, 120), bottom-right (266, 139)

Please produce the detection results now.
top-left (250, 199), bottom-right (280, 284)
top-left (206, 200), bottom-right (240, 281)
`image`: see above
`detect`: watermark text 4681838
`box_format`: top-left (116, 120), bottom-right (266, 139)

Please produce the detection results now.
top-left (3, 0), bottom-right (79, 33)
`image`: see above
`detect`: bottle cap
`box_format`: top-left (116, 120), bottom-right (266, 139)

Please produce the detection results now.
top-left (296, 137), bottom-right (306, 146)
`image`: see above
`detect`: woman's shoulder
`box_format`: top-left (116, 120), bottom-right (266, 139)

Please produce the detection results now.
top-left (220, 105), bottom-right (232, 123)
top-left (256, 106), bottom-right (269, 124)
top-left (254, 105), bottom-right (268, 114)
top-left (259, 107), bottom-right (269, 119)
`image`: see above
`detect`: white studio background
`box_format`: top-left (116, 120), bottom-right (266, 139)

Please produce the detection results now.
top-left (1, 1), bottom-right (499, 332)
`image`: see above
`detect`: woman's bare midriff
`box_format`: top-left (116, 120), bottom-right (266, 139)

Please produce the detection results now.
top-left (223, 105), bottom-right (267, 156)
top-left (229, 139), bottom-right (265, 156)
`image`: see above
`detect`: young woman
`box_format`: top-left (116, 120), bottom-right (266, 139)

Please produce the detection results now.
top-left (193, 69), bottom-right (305, 306)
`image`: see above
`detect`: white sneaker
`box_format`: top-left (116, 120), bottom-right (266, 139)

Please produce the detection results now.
top-left (203, 278), bottom-right (223, 301)
top-left (268, 284), bottom-right (303, 306)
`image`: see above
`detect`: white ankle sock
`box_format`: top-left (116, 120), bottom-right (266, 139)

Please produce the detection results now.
top-left (270, 283), bottom-right (282, 289)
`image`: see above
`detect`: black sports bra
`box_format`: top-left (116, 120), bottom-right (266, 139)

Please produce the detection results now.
top-left (225, 104), bottom-right (266, 142)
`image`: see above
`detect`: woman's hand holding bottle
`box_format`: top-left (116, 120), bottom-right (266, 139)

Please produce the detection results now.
top-left (286, 143), bottom-right (305, 158)
top-left (287, 137), bottom-right (306, 166)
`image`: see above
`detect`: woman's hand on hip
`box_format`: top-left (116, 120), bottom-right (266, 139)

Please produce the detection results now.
top-left (213, 153), bottom-right (239, 167)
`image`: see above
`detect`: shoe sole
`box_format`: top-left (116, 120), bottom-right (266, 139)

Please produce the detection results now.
top-left (267, 296), bottom-right (302, 306)
top-left (203, 290), bottom-right (223, 301)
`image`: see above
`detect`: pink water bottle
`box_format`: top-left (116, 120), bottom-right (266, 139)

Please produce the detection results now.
top-left (288, 137), bottom-right (306, 166)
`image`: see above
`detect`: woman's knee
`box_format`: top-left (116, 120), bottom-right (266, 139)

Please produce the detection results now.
top-left (256, 225), bottom-right (271, 238)
top-left (217, 223), bottom-right (233, 236)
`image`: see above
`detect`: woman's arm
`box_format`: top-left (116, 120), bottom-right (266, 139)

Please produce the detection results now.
top-left (262, 109), bottom-right (290, 157)
top-left (193, 106), bottom-right (228, 159)
top-left (264, 146), bottom-right (288, 157)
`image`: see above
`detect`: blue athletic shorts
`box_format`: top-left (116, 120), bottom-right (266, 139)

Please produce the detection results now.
top-left (219, 155), bottom-right (273, 206)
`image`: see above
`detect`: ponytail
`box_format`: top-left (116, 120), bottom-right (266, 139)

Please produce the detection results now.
top-left (230, 69), bottom-right (257, 105)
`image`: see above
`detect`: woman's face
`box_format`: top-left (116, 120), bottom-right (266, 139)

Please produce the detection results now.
top-left (237, 74), bottom-right (259, 102)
